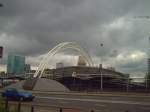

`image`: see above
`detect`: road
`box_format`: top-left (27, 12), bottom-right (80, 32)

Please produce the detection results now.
top-left (33, 93), bottom-right (150, 112)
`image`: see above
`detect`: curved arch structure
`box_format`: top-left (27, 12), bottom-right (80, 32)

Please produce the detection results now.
top-left (34, 42), bottom-right (94, 78)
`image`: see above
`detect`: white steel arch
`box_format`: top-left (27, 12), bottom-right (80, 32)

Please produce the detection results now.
top-left (34, 42), bottom-right (94, 78)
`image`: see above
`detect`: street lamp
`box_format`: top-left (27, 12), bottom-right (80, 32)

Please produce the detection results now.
top-left (72, 72), bottom-right (76, 90)
top-left (145, 73), bottom-right (148, 92)
top-left (126, 74), bottom-right (130, 92)
top-left (100, 43), bottom-right (103, 91)
top-left (99, 64), bottom-right (103, 91)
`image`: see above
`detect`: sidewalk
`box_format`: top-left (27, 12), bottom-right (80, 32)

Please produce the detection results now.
top-left (31, 90), bottom-right (150, 98)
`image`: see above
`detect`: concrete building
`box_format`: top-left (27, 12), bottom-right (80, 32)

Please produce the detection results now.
top-left (7, 54), bottom-right (25, 75)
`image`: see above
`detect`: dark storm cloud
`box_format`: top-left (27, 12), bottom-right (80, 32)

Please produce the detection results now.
top-left (0, 0), bottom-right (150, 75)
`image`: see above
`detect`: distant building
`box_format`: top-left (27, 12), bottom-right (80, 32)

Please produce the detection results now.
top-left (25, 64), bottom-right (31, 73)
top-left (56, 62), bottom-right (64, 68)
top-left (77, 56), bottom-right (86, 66)
top-left (7, 54), bottom-right (25, 75)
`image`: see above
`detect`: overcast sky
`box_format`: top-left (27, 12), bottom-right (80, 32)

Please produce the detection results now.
top-left (0, 0), bottom-right (150, 77)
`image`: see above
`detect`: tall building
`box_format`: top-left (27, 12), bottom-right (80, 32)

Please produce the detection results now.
top-left (7, 54), bottom-right (25, 75)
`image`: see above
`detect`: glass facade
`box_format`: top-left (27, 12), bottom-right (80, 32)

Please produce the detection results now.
top-left (7, 54), bottom-right (25, 75)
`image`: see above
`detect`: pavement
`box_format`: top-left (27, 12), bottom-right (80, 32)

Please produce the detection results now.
top-left (32, 92), bottom-right (150, 112)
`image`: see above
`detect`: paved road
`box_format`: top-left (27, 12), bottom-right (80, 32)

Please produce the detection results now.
top-left (33, 93), bottom-right (150, 112)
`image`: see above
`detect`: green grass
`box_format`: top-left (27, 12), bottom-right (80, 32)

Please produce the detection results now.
top-left (0, 99), bottom-right (17, 112)
top-left (0, 102), bottom-right (6, 112)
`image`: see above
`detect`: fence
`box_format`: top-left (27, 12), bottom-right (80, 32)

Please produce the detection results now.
top-left (0, 99), bottom-right (96, 112)
top-left (59, 76), bottom-right (150, 93)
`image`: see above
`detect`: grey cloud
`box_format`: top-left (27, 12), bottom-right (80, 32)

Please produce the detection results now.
top-left (0, 0), bottom-right (150, 75)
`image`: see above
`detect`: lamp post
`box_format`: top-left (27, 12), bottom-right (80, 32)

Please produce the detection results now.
top-left (72, 72), bottom-right (76, 90)
top-left (145, 73), bottom-right (148, 92)
top-left (126, 75), bottom-right (129, 92)
top-left (100, 43), bottom-right (103, 91)
top-left (100, 64), bottom-right (103, 91)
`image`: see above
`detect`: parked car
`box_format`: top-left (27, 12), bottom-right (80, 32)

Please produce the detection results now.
top-left (2, 88), bottom-right (34, 101)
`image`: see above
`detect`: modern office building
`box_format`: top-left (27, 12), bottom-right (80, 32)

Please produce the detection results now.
top-left (7, 54), bottom-right (25, 75)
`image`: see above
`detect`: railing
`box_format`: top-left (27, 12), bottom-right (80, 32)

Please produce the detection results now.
top-left (0, 76), bottom-right (150, 93)
top-left (0, 99), bottom-right (95, 112)
top-left (60, 76), bottom-right (150, 93)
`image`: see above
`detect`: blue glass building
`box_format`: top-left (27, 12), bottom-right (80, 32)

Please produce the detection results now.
top-left (7, 54), bottom-right (25, 75)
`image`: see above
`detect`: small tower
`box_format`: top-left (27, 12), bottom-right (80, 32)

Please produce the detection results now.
top-left (77, 55), bottom-right (87, 66)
